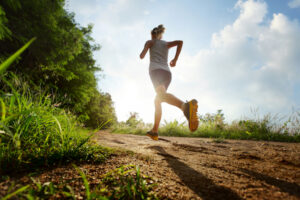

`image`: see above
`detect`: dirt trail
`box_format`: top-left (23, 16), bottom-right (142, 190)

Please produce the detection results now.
top-left (95, 131), bottom-right (300, 200)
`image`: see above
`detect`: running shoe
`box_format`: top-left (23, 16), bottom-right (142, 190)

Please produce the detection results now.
top-left (146, 131), bottom-right (159, 141)
top-left (183, 99), bottom-right (199, 132)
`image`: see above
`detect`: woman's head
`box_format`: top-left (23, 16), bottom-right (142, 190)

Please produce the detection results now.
top-left (151, 24), bottom-right (165, 39)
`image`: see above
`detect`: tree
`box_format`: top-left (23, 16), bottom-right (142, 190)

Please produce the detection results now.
top-left (84, 91), bottom-right (117, 128)
top-left (0, 0), bottom-right (116, 127)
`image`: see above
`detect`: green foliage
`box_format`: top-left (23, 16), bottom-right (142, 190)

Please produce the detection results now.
top-left (125, 112), bottom-right (144, 128)
top-left (0, 0), bottom-right (116, 127)
top-left (198, 109), bottom-right (226, 130)
top-left (3, 165), bottom-right (158, 200)
top-left (159, 120), bottom-right (190, 137)
top-left (0, 37), bottom-right (36, 75)
top-left (0, 5), bottom-right (11, 41)
top-left (84, 91), bottom-right (117, 129)
top-left (2, 185), bottom-right (29, 200)
top-left (95, 165), bottom-right (158, 199)
top-left (113, 110), bottom-right (300, 142)
top-left (112, 112), bottom-right (152, 135)
top-left (0, 76), bottom-right (112, 174)
top-left (25, 178), bottom-right (72, 200)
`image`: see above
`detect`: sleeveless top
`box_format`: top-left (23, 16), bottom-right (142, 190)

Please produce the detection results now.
top-left (149, 39), bottom-right (170, 73)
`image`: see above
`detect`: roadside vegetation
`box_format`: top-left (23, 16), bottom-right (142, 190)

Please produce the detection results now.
top-left (0, 0), bottom-right (115, 175)
top-left (1, 0), bottom-right (298, 199)
top-left (0, 0), bottom-right (116, 128)
top-left (0, 0), bottom-right (159, 199)
top-left (2, 165), bottom-right (158, 199)
top-left (113, 110), bottom-right (300, 142)
top-left (0, 72), bottom-right (112, 174)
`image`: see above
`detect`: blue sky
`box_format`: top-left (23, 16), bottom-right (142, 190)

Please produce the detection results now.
top-left (66, 0), bottom-right (300, 123)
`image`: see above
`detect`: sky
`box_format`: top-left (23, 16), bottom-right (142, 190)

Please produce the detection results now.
top-left (66, 0), bottom-right (300, 123)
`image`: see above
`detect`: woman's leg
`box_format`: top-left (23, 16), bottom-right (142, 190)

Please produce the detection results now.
top-left (152, 85), bottom-right (185, 132)
top-left (152, 95), bottom-right (162, 133)
top-left (156, 85), bottom-right (184, 109)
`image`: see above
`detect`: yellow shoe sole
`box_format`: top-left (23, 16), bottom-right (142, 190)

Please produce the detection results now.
top-left (146, 133), bottom-right (158, 141)
top-left (189, 99), bottom-right (199, 132)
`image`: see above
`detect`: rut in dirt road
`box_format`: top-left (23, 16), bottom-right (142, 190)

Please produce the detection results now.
top-left (149, 145), bottom-right (242, 200)
top-left (95, 131), bottom-right (300, 200)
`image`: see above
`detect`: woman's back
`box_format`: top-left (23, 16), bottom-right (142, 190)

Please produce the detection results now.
top-left (149, 39), bottom-right (169, 72)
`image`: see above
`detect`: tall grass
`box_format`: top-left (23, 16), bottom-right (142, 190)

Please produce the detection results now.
top-left (1, 37), bottom-right (158, 199)
top-left (112, 110), bottom-right (300, 142)
top-left (0, 39), bottom-right (111, 174)
top-left (0, 75), bottom-right (111, 174)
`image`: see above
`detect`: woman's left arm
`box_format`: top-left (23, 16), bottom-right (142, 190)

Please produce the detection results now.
top-left (140, 40), bottom-right (153, 59)
top-left (167, 40), bottom-right (183, 67)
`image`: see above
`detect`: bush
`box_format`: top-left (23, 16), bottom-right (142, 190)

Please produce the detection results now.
top-left (112, 112), bottom-right (152, 135)
top-left (0, 0), bottom-right (116, 128)
top-left (0, 76), bottom-right (112, 174)
top-left (112, 110), bottom-right (300, 142)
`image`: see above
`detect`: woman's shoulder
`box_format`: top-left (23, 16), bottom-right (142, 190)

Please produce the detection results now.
top-left (145, 40), bottom-right (155, 47)
top-left (161, 40), bottom-right (168, 46)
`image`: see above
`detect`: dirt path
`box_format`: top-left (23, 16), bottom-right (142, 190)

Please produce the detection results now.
top-left (95, 131), bottom-right (300, 200)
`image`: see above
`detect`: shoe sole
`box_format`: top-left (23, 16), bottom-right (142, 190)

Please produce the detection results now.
top-left (189, 99), bottom-right (199, 132)
top-left (146, 133), bottom-right (158, 141)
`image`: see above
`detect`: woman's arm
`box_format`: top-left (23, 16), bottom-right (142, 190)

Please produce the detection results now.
top-left (140, 40), bottom-right (153, 59)
top-left (167, 40), bottom-right (183, 67)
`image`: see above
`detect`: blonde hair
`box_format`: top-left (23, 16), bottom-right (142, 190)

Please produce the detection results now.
top-left (151, 24), bottom-right (165, 38)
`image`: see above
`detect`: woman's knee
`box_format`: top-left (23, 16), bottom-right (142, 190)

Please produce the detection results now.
top-left (155, 95), bottom-right (161, 105)
top-left (155, 85), bottom-right (166, 94)
top-left (155, 85), bottom-right (167, 101)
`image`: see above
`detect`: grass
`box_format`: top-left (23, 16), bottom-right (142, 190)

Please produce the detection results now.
top-left (2, 165), bottom-right (158, 200)
top-left (0, 40), bottom-right (112, 174)
top-left (112, 110), bottom-right (300, 142)
top-left (0, 39), bottom-right (160, 200)
top-left (0, 75), bottom-right (113, 174)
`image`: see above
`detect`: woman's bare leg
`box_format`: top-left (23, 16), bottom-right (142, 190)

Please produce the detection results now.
top-left (152, 96), bottom-right (162, 133)
top-left (152, 85), bottom-right (184, 133)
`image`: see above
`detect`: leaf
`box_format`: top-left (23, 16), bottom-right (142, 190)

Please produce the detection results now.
top-left (2, 185), bottom-right (29, 200)
top-left (0, 37), bottom-right (36, 75)
top-left (0, 97), bottom-right (6, 121)
top-left (73, 164), bottom-right (90, 200)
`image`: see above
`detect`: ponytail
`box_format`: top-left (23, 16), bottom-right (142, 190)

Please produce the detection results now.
top-left (151, 24), bottom-right (165, 38)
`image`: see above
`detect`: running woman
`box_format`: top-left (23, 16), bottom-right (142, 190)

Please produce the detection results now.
top-left (140, 24), bottom-right (199, 141)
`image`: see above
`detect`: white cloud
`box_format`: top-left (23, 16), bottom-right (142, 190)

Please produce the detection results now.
top-left (175, 0), bottom-right (300, 121)
top-left (288, 0), bottom-right (300, 8)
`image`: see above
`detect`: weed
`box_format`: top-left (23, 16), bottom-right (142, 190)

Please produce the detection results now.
top-left (113, 110), bottom-right (300, 142)
top-left (0, 63), bottom-right (111, 174)
top-left (2, 165), bottom-right (158, 200)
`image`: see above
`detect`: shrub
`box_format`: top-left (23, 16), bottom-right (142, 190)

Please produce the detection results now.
top-left (0, 76), bottom-right (112, 174)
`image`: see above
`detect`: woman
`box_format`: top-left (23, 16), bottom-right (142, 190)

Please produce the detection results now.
top-left (140, 24), bottom-right (199, 140)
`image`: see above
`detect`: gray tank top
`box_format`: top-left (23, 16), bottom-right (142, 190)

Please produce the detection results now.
top-left (149, 39), bottom-right (170, 72)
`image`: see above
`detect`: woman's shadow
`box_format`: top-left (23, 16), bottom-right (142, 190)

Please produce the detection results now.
top-left (149, 145), bottom-right (242, 200)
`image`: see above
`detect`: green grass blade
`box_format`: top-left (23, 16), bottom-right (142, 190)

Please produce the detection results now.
top-left (0, 97), bottom-right (6, 121)
top-left (2, 185), bottom-right (29, 200)
top-left (53, 115), bottom-right (62, 133)
top-left (73, 164), bottom-right (90, 199)
top-left (0, 37), bottom-right (36, 75)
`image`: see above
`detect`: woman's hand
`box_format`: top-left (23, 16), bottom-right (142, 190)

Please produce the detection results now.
top-left (170, 58), bottom-right (177, 67)
top-left (167, 40), bottom-right (183, 67)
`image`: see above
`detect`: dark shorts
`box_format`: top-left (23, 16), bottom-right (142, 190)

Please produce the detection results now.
top-left (149, 69), bottom-right (172, 90)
